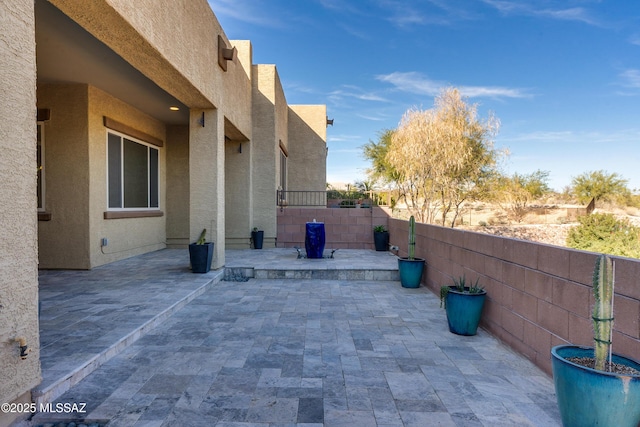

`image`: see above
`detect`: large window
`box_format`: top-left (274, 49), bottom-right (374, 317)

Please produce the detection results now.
top-left (37, 123), bottom-right (44, 211)
top-left (107, 131), bottom-right (159, 209)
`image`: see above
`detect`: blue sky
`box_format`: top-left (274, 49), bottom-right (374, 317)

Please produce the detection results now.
top-left (209, 0), bottom-right (640, 192)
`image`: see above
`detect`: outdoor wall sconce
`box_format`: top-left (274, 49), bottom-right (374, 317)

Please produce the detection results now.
top-left (326, 117), bottom-right (334, 127)
top-left (14, 337), bottom-right (30, 360)
top-left (218, 35), bottom-right (237, 72)
top-left (198, 112), bottom-right (205, 127)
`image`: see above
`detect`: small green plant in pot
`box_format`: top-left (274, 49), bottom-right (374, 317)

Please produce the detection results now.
top-left (440, 275), bottom-right (487, 336)
top-left (551, 254), bottom-right (640, 427)
top-left (188, 228), bottom-right (214, 273)
top-left (373, 225), bottom-right (389, 251)
top-left (397, 216), bottom-right (425, 288)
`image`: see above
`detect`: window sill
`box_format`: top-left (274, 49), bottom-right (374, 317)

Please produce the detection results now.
top-left (104, 210), bottom-right (164, 219)
top-left (38, 211), bottom-right (52, 221)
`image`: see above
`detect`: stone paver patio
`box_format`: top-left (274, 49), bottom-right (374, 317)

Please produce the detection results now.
top-left (30, 249), bottom-right (561, 426)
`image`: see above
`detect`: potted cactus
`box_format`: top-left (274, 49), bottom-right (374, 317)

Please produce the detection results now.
top-left (188, 228), bottom-right (214, 273)
top-left (373, 225), bottom-right (389, 251)
top-left (551, 254), bottom-right (640, 427)
top-left (397, 216), bottom-right (425, 288)
top-left (440, 276), bottom-right (486, 336)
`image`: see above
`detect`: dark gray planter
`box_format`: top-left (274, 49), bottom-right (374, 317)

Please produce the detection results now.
top-left (373, 231), bottom-right (389, 251)
top-left (189, 242), bottom-right (214, 273)
top-left (251, 230), bottom-right (264, 249)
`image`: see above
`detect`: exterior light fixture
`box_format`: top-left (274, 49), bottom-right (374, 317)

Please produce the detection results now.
top-left (218, 35), bottom-right (237, 72)
top-left (326, 117), bottom-right (334, 127)
top-left (169, 106), bottom-right (180, 111)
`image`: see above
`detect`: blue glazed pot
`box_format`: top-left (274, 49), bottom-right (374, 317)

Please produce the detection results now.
top-left (551, 345), bottom-right (640, 427)
top-left (444, 287), bottom-right (486, 335)
top-left (398, 258), bottom-right (425, 288)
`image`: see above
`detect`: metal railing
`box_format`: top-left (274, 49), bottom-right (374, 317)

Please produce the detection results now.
top-left (276, 190), bottom-right (391, 208)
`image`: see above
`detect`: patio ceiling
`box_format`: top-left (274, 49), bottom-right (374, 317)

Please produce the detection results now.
top-left (35, 0), bottom-right (189, 125)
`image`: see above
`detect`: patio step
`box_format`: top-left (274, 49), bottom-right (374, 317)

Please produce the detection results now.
top-left (33, 268), bottom-right (225, 408)
top-left (223, 248), bottom-right (400, 282)
top-left (224, 267), bottom-right (399, 282)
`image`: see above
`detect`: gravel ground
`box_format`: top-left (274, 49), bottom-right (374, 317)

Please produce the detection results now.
top-left (463, 224), bottom-right (573, 247)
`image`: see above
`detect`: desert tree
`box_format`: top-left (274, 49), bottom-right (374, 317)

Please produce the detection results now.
top-left (571, 170), bottom-right (630, 205)
top-left (384, 88), bottom-right (501, 225)
top-left (362, 129), bottom-right (400, 187)
top-left (493, 170), bottom-right (550, 223)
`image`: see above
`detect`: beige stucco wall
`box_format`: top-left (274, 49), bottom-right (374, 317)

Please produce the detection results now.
top-left (88, 86), bottom-right (167, 268)
top-left (47, 0), bottom-right (254, 264)
top-left (251, 64), bottom-right (288, 246)
top-left (49, 0), bottom-right (252, 137)
top-left (166, 125), bottom-right (190, 247)
top-left (37, 84), bottom-right (91, 269)
top-left (225, 138), bottom-right (252, 248)
top-left (37, 84), bottom-right (167, 269)
top-left (0, 0), bottom-right (41, 424)
top-left (190, 109), bottom-right (226, 268)
top-left (288, 105), bottom-right (328, 192)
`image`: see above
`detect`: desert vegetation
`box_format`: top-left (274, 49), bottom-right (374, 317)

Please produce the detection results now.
top-left (360, 87), bottom-right (640, 258)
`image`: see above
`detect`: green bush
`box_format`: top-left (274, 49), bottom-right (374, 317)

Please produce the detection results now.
top-left (566, 213), bottom-right (640, 258)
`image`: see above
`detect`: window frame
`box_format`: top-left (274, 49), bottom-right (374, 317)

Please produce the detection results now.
top-left (280, 147), bottom-right (288, 192)
top-left (106, 129), bottom-right (160, 211)
top-left (37, 122), bottom-right (45, 212)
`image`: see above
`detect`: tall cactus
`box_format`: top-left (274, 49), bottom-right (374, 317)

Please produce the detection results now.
top-left (408, 215), bottom-right (416, 260)
top-left (592, 254), bottom-right (614, 371)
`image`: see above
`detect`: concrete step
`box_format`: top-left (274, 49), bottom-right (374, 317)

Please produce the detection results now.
top-left (224, 266), bottom-right (399, 281)
top-left (33, 269), bottom-right (224, 408)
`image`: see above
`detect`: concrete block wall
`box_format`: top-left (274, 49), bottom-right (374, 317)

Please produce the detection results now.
top-left (277, 207), bottom-right (390, 249)
top-left (388, 218), bottom-right (640, 375)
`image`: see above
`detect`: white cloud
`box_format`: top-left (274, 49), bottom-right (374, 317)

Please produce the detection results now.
top-left (376, 72), bottom-right (529, 99)
top-left (328, 87), bottom-right (389, 103)
top-left (500, 129), bottom-right (640, 144)
top-left (619, 69), bottom-right (640, 88)
top-left (481, 0), bottom-right (601, 26)
top-left (208, 0), bottom-right (287, 28)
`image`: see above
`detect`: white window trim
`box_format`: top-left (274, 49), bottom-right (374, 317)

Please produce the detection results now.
top-left (106, 129), bottom-right (160, 211)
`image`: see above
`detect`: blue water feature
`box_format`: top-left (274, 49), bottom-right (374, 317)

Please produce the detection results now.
top-left (305, 222), bottom-right (325, 259)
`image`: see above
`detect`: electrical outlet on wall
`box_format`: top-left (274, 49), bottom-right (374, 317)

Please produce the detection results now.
top-left (101, 238), bottom-right (108, 247)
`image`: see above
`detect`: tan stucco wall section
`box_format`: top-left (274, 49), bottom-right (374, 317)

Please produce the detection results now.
top-left (288, 105), bottom-right (327, 192)
top-left (0, 0), bottom-right (41, 424)
top-left (88, 86), bottom-right (167, 268)
top-left (190, 109), bottom-right (225, 268)
top-left (37, 84), bottom-right (91, 269)
top-left (37, 84), bottom-right (167, 269)
top-left (48, 0), bottom-right (252, 139)
top-left (251, 65), bottom-right (288, 245)
top-left (225, 139), bottom-right (252, 249)
top-left (166, 125), bottom-right (190, 248)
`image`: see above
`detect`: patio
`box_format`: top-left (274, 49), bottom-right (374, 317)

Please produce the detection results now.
top-left (32, 249), bottom-right (561, 426)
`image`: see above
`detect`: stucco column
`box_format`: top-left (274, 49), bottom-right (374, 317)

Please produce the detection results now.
top-left (225, 139), bottom-right (253, 248)
top-left (0, 0), bottom-right (42, 422)
top-left (189, 109), bottom-right (225, 268)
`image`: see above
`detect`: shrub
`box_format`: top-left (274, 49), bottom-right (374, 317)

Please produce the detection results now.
top-left (566, 213), bottom-right (640, 258)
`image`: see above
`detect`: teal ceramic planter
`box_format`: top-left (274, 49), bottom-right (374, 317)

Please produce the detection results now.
top-left (551, 345), bottom-right (640, 427)
top-left (444, 288), bottom-right (486, 336)
top-left (398, 258), bottom-right (425, 288)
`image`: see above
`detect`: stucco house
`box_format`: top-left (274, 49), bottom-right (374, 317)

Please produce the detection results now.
top-left (1, 0), bottom-right (327, 424)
